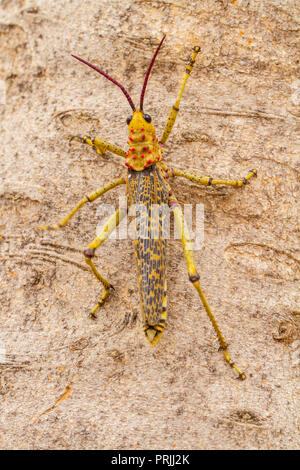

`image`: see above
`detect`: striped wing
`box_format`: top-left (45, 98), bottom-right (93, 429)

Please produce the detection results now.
top-left (127, 166), bottom-right (169, 331)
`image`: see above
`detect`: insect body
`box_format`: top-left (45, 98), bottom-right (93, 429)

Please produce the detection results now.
top-left (41, 35), bottom-right (257, 379)
top-left (127, 164), bottom-right (169, 346)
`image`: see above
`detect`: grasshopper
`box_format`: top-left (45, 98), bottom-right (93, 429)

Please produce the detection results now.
top-left (41, 35), bottom-right (257, 379)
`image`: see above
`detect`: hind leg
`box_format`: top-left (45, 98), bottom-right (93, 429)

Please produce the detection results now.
top-left (171, 168), bottom-right (257, 188)
top-left (172, 201), bottom-right (246, 380)
top-left (84, 207), bottom-right (126, 318)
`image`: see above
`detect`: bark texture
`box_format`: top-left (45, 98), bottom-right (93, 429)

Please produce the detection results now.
top-left (0, 0), bottom-right (299, 449)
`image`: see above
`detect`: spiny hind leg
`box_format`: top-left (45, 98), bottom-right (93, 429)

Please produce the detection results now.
top-left (40, 177), bottom-right (126, 230)
top-left (84, 250), bottom-right (113, 318)
top-left (172, 202), bottom-right (245, 380)
top-left (84, 208), bottom-right (126, 318)
top-left (160, 45), bottom-right (201, 145)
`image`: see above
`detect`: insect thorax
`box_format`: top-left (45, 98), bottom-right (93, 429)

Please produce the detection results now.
top-left (125, 110), bottom-right (163, 172)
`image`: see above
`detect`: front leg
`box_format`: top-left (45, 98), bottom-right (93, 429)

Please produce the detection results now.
top-left (84, 207), bottom-right (126, 317)
top-left (82, 136), bottom-right (127, 159)
top-left (160, 45), bottom-right (201, 146)
top-left (171, 168), bottom-right (257, 187)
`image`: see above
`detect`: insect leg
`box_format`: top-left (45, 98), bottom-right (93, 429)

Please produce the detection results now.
top-left (160, 45), bottom-right (201, 145)
top-left (40, 177), bottom-right (126, 230)
top-left (171, 168), bottom-right (257, 187)
top-left (82, 136), bottom-right (127, 158)
top-left (84, 207), bottom-right (127, 317)
top-left (171, 201), bottom-right (246, 380)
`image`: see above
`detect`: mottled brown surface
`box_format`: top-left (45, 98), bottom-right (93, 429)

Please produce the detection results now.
top-left (0, 0), bottom-right (299, 450)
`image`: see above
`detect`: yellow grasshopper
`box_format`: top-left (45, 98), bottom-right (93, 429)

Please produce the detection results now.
top-left (41, 35), bottom-right (257, 379)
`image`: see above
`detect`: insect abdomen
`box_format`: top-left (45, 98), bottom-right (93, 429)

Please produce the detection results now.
top-left (127, 166), bottom-right (169, 345)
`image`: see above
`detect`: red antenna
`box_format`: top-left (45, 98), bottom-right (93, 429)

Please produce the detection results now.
top-left (71, 54), bottom-right (136, 112)
top-left (140, 35), bottom-right (166, 111)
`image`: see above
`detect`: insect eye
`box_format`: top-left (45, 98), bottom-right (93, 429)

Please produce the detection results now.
top-left (143, 114), bottom-right (151, 123)
top-left (126, 115), bottom-right (132, 125)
